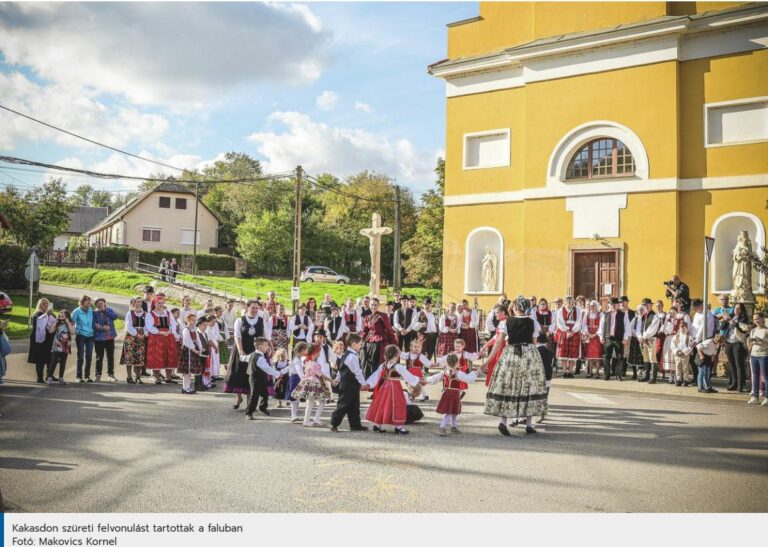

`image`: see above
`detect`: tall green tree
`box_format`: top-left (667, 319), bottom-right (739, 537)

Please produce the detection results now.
top-left (69, 184), bottom-right (94, 207)
top-left (0, 178), bottom-right (75, 249)
top-left (90, 190), bottom-right (114, 208)
top-left (402, 158), bottom-right (444, 288)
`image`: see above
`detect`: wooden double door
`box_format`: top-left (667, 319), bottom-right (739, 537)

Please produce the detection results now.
top-left (572, 249), bottom-right (619, 308)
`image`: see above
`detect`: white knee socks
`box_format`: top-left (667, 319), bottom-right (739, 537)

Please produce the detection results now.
top-left (182, 373), bottom-right (191, 390)
top-left (440, 415), bottom-right (451, 428)
top-left (290, 400), bottom-right (299, 418)
top-left (314, 400), bottom-right (325, 422)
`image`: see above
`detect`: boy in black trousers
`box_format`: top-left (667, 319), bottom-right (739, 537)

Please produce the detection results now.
top-left (536, 332), bottom-right (554, 422)
top-left (330, 333), bottom-right (370, 432)
top-left (245, 338), bottom-right (281, 421)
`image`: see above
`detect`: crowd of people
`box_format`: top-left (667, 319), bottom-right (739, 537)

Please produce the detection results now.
top-left (16, 274), bottom-right (768, 437)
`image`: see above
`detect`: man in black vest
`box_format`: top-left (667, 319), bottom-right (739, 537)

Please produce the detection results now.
top-left (619, 295), bottom-right (635, 377)
top-left (395, 296), bottom-right (415, 351)
top-left (324, 305), bottom-right (347, 344)
top-left (599, 297), bottom-right (630, 381)
top-left (289, 305), bottom-right (314, 344)
top-left (330, 333), bottom-right (370, 432)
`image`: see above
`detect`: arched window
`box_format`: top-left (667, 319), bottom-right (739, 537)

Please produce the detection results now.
top-left (565, 138), bottom-right (636, 180)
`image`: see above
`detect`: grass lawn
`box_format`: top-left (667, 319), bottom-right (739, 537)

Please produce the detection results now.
top-left (1, 294), bottom-right (124, 340)
top-left (40, 267), bottom-right (442, 306)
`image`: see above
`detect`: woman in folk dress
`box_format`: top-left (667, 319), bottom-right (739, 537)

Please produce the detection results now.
top-left (555, 296), bottom-right (582, 378)
top-left (121, 297), bottom-right (148, 384)
top-left (662, 299), bottom-right (691, 375)
top-left (270, 303), bottom-right (290, 352)
top-left (582, 300), bottom-right (604, 378)
top-left (145, 296), bottom-right (180, 385)
top-left (437, 302), bottom-right (460, 357)
top-left (458, 300), bottom-right (479, 353)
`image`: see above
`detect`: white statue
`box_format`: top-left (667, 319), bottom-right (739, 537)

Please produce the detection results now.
top-left (732, 229), bottom-right (755, 303)
top-left (359, 213), bottom-right (393, 298)
top-left (481, 245), bottom-right (497, 292)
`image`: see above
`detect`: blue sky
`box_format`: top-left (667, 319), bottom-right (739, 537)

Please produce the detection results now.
top-left (0, 2), bottom-right (478, 196)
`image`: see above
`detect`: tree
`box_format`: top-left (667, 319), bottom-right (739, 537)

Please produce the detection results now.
top-left (91, 190), bottom-right (114, 208)
top-left (0, 178), bottom-right (75, 249)
top-left (69, 184), bottom-right (94, 207)
top-left (402, 158), bottom-right (444, 287)
top-left (236, 208), bottom-right (294, 276)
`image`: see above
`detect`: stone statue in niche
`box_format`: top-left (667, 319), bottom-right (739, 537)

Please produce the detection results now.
top-left (731, 229), bottom-right (755, 305)
top-left (481, 245), bottom-right (497, 292)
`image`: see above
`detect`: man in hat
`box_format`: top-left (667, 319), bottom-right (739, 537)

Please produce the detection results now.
top-left (140, 286), bottom-right (155, 313)
top-left (324, 305), bottom-right (347, 344)
top-left (618, 296), bottom-right (634, 377)
top-left (599, 297), bottom-right (631, 380)
top-left (637, 298), bottom-right (661, 383)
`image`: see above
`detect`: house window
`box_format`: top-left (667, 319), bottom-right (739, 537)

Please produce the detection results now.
top-left (159, 197), bottom-right (171, 208)
top-left (142, 228), bottom-right (161, 242)
top-left (565, 138), bottom-right (635, 180)
top-left (180, 229), bottom-right (200, 245)
top-left (463, 129), bottom-right (510, 170)
top-left (175, 198), bottom-right (187, 209)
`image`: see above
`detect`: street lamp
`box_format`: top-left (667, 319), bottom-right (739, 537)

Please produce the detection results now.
top-left (703, 236), bottom-right (715, 341)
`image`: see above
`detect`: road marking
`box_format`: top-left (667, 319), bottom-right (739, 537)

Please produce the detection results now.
top-left (565, 392), bottom-right (616, 405)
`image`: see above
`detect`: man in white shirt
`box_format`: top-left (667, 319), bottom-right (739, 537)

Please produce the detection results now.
top-left (289, 304), bottom-right (314, 343)
top-left (414, 298), bottom-right (439, 360)
top-left (221, 300), bottom-right (238, 341)
top-left (689, 298), bottom-right (716, 381)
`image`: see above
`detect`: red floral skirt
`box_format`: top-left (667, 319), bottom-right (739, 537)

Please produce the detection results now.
top-left (583, 335), bottom-right (603, 360)
top-left (557, 332), bottom-right (581, 359)
top-left (146, 332), bottom-right (178, 370)
top-left (485, 338), bottom-right (507, 387)
top-left (437, 332), bottom-right (458, 357)
top-left (459, 328), bottom-right (478, 353)
top-left (366, 379), bottom-right (407, 426)
top-left (436, 388), bottom-right (462, 415)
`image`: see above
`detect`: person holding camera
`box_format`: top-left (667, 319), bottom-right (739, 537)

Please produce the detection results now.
top-left (664, 275), bottom-right (691, 313)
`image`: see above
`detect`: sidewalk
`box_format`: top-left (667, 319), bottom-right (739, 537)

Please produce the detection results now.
top-left (552, 373), bottom-right (751, 404)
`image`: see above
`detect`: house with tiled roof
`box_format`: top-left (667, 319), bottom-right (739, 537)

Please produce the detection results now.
top-left (53, 206), bottom-right (110, 250)
top-left (86, 181), bottom-right (220, 253)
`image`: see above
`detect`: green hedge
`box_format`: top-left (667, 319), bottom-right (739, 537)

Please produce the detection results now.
top-left (137, 249), bottom-right (184, 266)
top-left (195, 253), bottom-right (235, 271)
top-left (0, 244), bottom-right (29, 290)
top-left (87, 246), bottom-right (129, 263)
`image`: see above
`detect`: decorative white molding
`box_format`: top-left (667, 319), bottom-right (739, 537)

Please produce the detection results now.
top-left (704, 96), bottom-right (768, 148)
top-left (547, 121), bottom-right (649, 187)
top-left (463, 128), bottom-right (511, 170)
top-left (464, 227), bottom-right (504, 295)
top-left (431, 5), bottom-right (768, 98)
top-left (565, 194), bottom-right (627, 239)
top-left (710, 212), bottom-right (766, 295)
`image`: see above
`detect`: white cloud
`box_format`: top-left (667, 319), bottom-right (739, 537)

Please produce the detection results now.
top-left (0, 72), bottom-right (168, 151)
top-left (316, 90), bottom-right (339, 111)
top-left (247, 111), bottom-right (439, 191)
top-left (354, 101), bottom-right (373, 113)
top-left (0, 3), bottom-right (333, 108)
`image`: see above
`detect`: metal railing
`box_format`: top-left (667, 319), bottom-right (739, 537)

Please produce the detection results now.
top-left (134, 262), bottom-right (290, 304)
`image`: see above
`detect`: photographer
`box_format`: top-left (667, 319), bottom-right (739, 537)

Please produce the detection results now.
top-left (664, 275), bottom-right (691, 313)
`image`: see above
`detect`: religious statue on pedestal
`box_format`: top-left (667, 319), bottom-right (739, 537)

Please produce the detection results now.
top-left (481, 245), bottom-right (497, 293)
top-left (360, 213), bottom-right (393, 298)
top-left (731, 229), bottom-right (755, 305)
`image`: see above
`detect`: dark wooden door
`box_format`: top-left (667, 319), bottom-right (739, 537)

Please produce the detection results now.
top-left (572, 250), bottom-right (618, 307)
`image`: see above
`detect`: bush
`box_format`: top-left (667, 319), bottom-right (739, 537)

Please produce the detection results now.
top-left (137, 250), bottom-right (185, 267)
top-left (196, 253), bottom-right (235, 271)
top-left (0, 244), bottom-right (29, 290)
top-left (87, 246), bottom-right (129, 263)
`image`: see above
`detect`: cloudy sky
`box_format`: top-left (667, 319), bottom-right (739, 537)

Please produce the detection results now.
top-left (0, 2), bottom-right (477, 195)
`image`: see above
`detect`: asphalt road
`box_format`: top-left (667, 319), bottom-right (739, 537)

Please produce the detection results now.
top-left (1, 348), bottom-right (766, 513)
top-left (40, 284), bottom-right (131, 316)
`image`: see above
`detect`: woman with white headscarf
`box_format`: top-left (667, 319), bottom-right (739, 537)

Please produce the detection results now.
top-left (482, 296), bottom-right (547, 436)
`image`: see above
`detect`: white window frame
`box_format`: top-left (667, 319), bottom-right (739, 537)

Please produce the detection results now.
top-left (462, 128), bottom-right (511, 170)
top-left (141, 226), bottom-right (162, 243)
top-left (180, 229), bottom-right (200, 245)
top-left (704, 96), bottom-right (768, 148)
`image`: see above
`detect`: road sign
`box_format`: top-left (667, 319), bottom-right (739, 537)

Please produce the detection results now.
top-left (25, 265), bottom-right (40, 282)
top-left (26, 254), bottom-right (41, 267)
top-left (291, 286), bottom-right (300, 301)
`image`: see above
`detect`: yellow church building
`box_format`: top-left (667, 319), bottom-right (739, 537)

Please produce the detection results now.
top-left (429, 1), bottom-right (768, 310)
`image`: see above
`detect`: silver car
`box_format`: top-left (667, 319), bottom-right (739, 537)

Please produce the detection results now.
top-left (301, 266), bottom-right (350, 284)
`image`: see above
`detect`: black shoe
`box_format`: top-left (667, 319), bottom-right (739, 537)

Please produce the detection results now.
top-left (372, 425), bottom-right (386, 433)
top-left (604, 376), bottom-right (611, 381)
top-left (350, 426), bottom-right (369, 431)
top-left (85, 377), bottom-right (93, 383)
top-left (525, 426), bottom-right (538, 434)
top-left (675, 381), bottom-right (682, 386)
top-left (707, 388), bottom-right (718, 393)
top-left (233, 402), bottom-right (241, 410)
top-left (726, 386), bottom-right (737, 391)
top-left (135, 377), bottom-right (144, 384)
top-left (165, 379), bottom-right (179, 384)
top-left (181, 388), bottom-right (196, 395)
top-left (617, 375), bottom-right (623, 382)
top-left (258, 408), bottom-right (271, 416)
top-left (460, 392), bottom-right (466, 400)
top-left (330, 425), bottom-right (339, 432)
top-left (586, 374), bottom-right (593, 379)
top-left (648, 379), bottom-right (656, 384)
top-left (394, 428), bottom-right (409, 435)
top-left (154, 377), bottom-right (162, 385)
top-left (36, 378), bottom-right (45, 384)
top-left (127, 377), bottom-right (135, 384)
top-left (141, 371), bottom-right (151, 377)
top-left (245, 414), bottom-right (255, 420)
top-left (498, 423), bottom-right (511, 436)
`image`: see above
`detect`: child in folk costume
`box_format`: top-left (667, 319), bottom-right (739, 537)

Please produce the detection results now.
top-left (458, 300), bottom-right (479, 353)
top-left (425, 353), bottom-right (478, 436)
top-left (437, 302), bottom-right (460, 357)
top-left (555, 296), bottom-right (582, 378)
top-left (314, 329), bottom-right (335, 403)
top-left (330, 333), bottom-right (370, 432)
top-left (121, 297), bottom-right (147, 384)
top-left (661, 300), bottom-right (691, 381)
top-left (206, 313), bottom-right (223, 382)
top-left (627, 305), bottom-right (646, 380)
top-left (438, 338), bottom-right (480, 398)
top-left (145, 296), bottom-right (180, 385)
top-left (244, 338), bottom-right (282, 421)
top-left (271, 348), bottom-right (290, 407)
top-left (48, 310), bottom-right (74, 385)
top-left (270, 304), bottom-right (290, 352)
top-left (171, 307), bottom-right (183, 381)
top-left (401, 338), bottom-right (432, 401)
top-left (283, 342), bottom-right (308, 422)
top-left (330, 340), bottom-right (345, 395)
top-left (178, 314), bottom-right (205, 395)
top-left (670, 322), bottom-right (694, 387)
top-left (291, 343), bottom-right (333, 427)
top-left (581, 300), bottom-right (604, 378)
top-left (365, 344), bottom-right (424, 434)
top-left (213, 306), bottom-right (230, 378)
top-left (197, 316), bottom-right (213, 391)
top-left (481, 305), bottom-right (509, 387)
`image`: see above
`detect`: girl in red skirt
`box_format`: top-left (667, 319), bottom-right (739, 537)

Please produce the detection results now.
top-left (437, 303), bottom-right (459, 357)
top-left (437, 338), bottom-right (480, 396)
top-left (145, 296), bottom-right (180, 385)
top-left (458, 300), bottom-right (479, 353)
top-left (555, 296), bottom-right (582, 378)
top-left (426, 353), bottom-right (478, 436)
top-left (365, 344), bottom-right (424, 434)
top-left (400, 338), bottom-right (432, 401)
top-left (178, 313), bottom-right (204, 394)
top-left (582, 300), bottom-right (604, 378)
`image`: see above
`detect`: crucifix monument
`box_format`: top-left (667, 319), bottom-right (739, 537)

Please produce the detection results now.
top-left (360, 213), bottom-right (393, 298)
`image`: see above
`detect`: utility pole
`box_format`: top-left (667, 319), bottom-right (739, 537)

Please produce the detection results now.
top-left (291, 166), bottom-right (303, 314)
top-left (192, 181), bottom-right (200, 276)
top-left (393, 184), bottom-right (402, 293)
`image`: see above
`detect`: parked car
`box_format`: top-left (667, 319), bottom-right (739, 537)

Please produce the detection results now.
top-left (0, 292), bottom-right (13, 314)
top-left (300, 266), bottom-right (350, 284)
